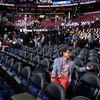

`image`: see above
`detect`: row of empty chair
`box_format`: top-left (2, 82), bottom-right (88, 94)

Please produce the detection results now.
top-left (0, 44), bottom-right (99, 99)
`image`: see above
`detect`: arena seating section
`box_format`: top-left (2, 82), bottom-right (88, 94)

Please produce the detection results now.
top-left (0, 44), bottom-right (99, 100)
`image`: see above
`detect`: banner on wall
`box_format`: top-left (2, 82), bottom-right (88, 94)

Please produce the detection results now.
top-left (53, 0), bottom-right (72, 5)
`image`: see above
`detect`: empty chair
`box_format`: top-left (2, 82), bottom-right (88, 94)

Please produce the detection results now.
top-left (89, 52), bottom-right (99, 57)
top-left (36, 58), bottom-right (50, 73)
top-left (75, 47), bottom-right (81, 53)
top-left (79, 52), bottom-right (88, 58)
top-left (4, 61), bottom-right (22, 88)
top-left (11, 72), bottom-right (45, 100)
top-left (76, 54), bottom-right (87, 64)
top-left (70, 96), bottom-right (90, 100)
top-left (81, 48), bottom-right (89, 52)
top-left (30, 55), bottom-right (40, 67)
top-left (38, 50), bottom-right (45, 57)
top-left (80, 48), bottom-right (89, 57)
top-left (21, 46), bottom-right (28, 51)
top-left (35, 58), bottom-right (50, 83)
top-left (14, 49), bottom-right (20, 57)
top-left (39, 83), bottom-right (66, 100)
top-left (53, 49), bottom-right (59, 54)
top-left (44, 52), bottom-right (52, 59)
top-left (89, 49), bottom-right (97, 54)
top-left (27, 72), bottom-right (46, 96)
top-left (87, 56), bottom-right (99, 63)
top-left (5, 47), bottom-right (15, 56)
top-left (52, 53), bottom-right (60, 60)
top-left (0, 58), bottom-right (15, 84)
top-left (28, 47), bottom-right (33, 53)
top-left (74, 58), bottom-right (84, 67)
top-left (12, 66), bottom-right (31, 93)
top-left (0, 52), bottom-right (4, 63)
top-left (11, 92), bottom-right (35, 100)
top-left (0, 55), bottom-right (9, 66)
top-left (24, 52), bottom-right (32, 62)
top-left (11, 62), bottom-right (22, 76)
top-left (18, 50), bottom-right (26, 60)
top-left (73, 72), bottom-right (100, 100)
top-left (1, 58), bottom-right (14, 76)
top-left (29, 55), bottom-right (41, 71)
top-left (33, 48), bottom-right (39, 55)
top-left (4, 58), bottom-right (15, 71)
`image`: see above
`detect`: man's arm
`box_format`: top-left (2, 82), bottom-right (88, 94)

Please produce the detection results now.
top-left (75, 65), bottom-right (86, 72)
top-left (75, 64), bottom-right (95, 72)
top-left (51, 59), bottom-right (58, 78)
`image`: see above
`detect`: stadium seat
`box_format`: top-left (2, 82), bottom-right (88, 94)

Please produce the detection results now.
top-left (12, 66), bottom-right (31, 93)
top-left (87, 56), bottom-right (99, 63)
top-left (36, 58), bottom-right (50, 72)
top-left (29, 55), bottom-right (41, 71)
top-left (11, 72), bottom-right (45, 100)
top-left (0, 58), bottom-right (15, 81)
top-left (70, 96), bottom-right (90, 100)
top-left (76, 54), bottom-right (87, 64)
top-left (74, 58), bottom-right (84, 67)
top-left (73, 72), bottom-right (100, 100)
top-left (27, 72), bottom-right (46, 96)
top-left (11, 92), bottom-right (35, 100)
top-left (39, 83), bottom-right (66, 100)
top-left (4, 61), bottom-right (22, 87)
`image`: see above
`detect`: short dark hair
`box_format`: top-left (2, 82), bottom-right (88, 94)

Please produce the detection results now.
top-left (62, 47), bottom-right (72, 53)
top-left (60, 47), bottom-right (72, 56)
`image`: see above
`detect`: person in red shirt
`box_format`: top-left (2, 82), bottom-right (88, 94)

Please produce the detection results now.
top-left (12, 32), bottom-right (17, 40)
top-left (1, 39), bottom-right (8, 51)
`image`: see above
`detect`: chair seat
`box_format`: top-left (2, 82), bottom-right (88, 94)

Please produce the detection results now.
top-left (11, 92), bottom-right (35, 100)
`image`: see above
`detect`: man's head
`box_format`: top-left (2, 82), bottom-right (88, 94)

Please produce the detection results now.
top-left (62, 48), bottom-right (72, 59)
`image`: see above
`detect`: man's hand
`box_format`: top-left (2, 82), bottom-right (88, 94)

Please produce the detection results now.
top-left (86, 65), bottom-right (95, 71)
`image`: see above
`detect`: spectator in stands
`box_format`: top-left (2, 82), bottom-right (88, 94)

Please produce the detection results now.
top-left (0, 37), bottom-right (2, 51)
top-left (1, 33), bottom-right (9, 51)
top-left (71, 33), bottom-right (79, 47)
top-left (41, 33), bottom-right (45, 46)
top-left (51, 47), bottom-right (94, 91)
top-left (4, 33), bottom-right (9, 41)
top-left (33, 33), bottom-right (41, 47)
top-left (1, 39), bottom-right (8, 51)
top-left (87, 31), bottom-right (94, 49)
top-left (12, 31), bottom-right (17, 40)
